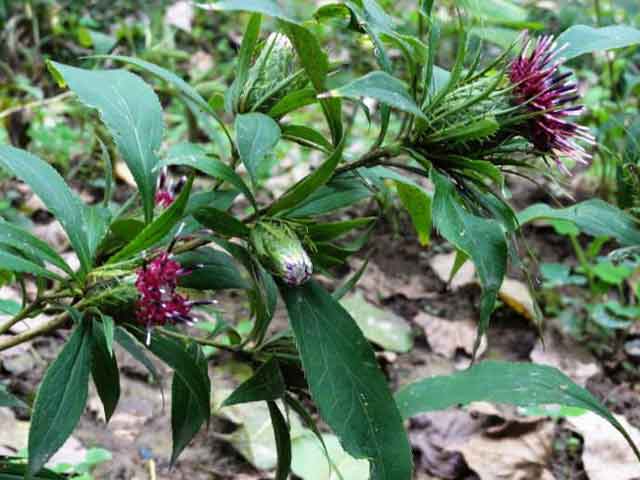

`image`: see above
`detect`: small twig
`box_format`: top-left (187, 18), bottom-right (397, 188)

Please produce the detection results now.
top-left (0, 311), bottom-right (69, 352)
top-left (0, 91), bottom-right (73, 119)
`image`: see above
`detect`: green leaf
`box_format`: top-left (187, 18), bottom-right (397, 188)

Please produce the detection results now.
top-left (194, 206), bottom-right (250, 238)
top-left (197, 0), bottom-right (298, 23)
top-left (114, 327), bottom-right (162, 386)
top-left (222, 358), bottom-right (286, 406)
top-left (49, 62), bottom-right (164, 223)
top-left (235, 113), bottom-right (281, 185)
top-left (268, 88), bottom-right (318, 118)
top-left (133, 328), bottom-right (210, 423)
top-left (176, 247), bottom-right (250, 290)
top-left (28, 321), bottom-right (92, 477)
top-left (395, 181), bottom-right (431, 246)
top-left (268, 138), bottom-right (345, 215)
top-left (0, 146), bottom-right (95, 274)
top-left (100, 315), bottom-right (115, 358)
top-left (0, 299), bottom-right (20, 316)
top-left (108, 177), bottom-right (193, 263)
top-left (0, 384), bottom-right (26, 408)
top-left (282, 124), bottom-right (333, 152)
top-left (332, 257), bottom-right (370, 301)
top-left (267, 400), bottom-right (292, 480)
top-left (161, 142), bottom-right (256, 209)
top-left (90, 320), bottom-right (120, 422)
top-left (170, 343), bottom-right (208, 465)
top-left (0, 461), bottom-right (66, 480)
top-left (228, 13), bottom-right (262, 112)
top-left (432, 170), bottom-right (507, 356)
top-left (280, 20), bottom-right (342, 145)
top-left (307, 218), bottom-right (376, 242)
top-left (93, 55), bottom-right (231, 152)
top-left (0, 249), bottom-right (64, 281)
top-left (0, 220), bottom-right (72, 277)
top-left (517, 200), bottom-right (640, 247)
top-left (282, 280), bottom-right (413, 480)
top-left (395, 360), bottom-right (640, 461)
top-left (323, 71), bottom-right (426, 120)
top-left (557, 25), bottom-right (640, 61)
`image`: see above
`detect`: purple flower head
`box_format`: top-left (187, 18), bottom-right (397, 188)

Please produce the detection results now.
top-left (135, 252), bottom-right (193, 328)
top-left (155, 168), bottom-right (187, 208)
top-left (510, 33), bottom-right (595, 173)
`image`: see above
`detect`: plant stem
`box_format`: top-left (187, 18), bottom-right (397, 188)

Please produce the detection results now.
top-left (0, 311), bottom-right (70, 352)
top-left (0, 290), bottom-right (72, 335)
top-left (156, 327), bottom-right (240, 353)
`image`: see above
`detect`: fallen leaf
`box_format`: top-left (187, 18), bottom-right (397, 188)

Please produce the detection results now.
top-left (340, 291), bottom-right (413, 352)
top-left (428, 252), bottom-right (476, 290)
top-left (568, 411), bottom-right (640, 480)
top-left (291, 432), bottom-right (370, 480)
top-left (457, 420), bottom-right (556, 480)
top-left (530, 328), bottom-right (600, 386)
top-left (414, 312), bottom-right (486, 359)
top-left (499, 278), bottom-right (537, 322)
top-left (409, 410), bottom-right (483, 479)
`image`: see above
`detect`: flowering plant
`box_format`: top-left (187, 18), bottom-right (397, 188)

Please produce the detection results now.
top-left (1, 2), bottom-right (640, 479)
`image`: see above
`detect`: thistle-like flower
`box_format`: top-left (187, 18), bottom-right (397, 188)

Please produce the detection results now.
top-left (250, 221), bottom-right (313, 286)
top-left (155, 168), bottom-right (186, 208)
top-left (135, 252), bottom-right (193, 330)
top-left (509, 34), bottom-right (595, 173)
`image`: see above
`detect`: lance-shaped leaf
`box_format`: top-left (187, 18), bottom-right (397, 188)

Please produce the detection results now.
top-left (268, 138), bottom-right (345, 215)
top-left (282, 281), bottom-right (413, 480)
top-left (107, 176), bottom-right (192, 263)
top-left (196, 0), bottom-right (298, 23)
top-left (0, 220), bottom-right (73, 277)
top-left (557, 25), bottom-right (640, 61)
top-left (267, 400), bottom-right (292, 480)
top-left (0, 249), bottom-right (64, 282)
top-left (0, 146), bottom-right (96, 274)
top-left (517, 199), bottom-right (640, 247)
top-left (28, 321), bottom-right (92, 476)
top-left (222, 358), bottom-right (286, 406)
top-left (49, 62), bottom-right (164, 223)
top-left (431, 170), bottom-right (507, 357)
top-left (0, 462), bottom-right (66, 479)
top-left (235, 113), bottom-right (281, 186)
top-left (395, 360), bottom-right (640, 461)
top-left (170, 343), bottom-right (209, 466)
top-left (91, 320), bottom-right (120, 422)
top-left (321, 71), bottom-right (427, 120)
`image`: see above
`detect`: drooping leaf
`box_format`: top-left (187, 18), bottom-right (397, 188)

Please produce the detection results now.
top-left (267, 400), bottom-right (292, 480)
top-left (176, 247), bottom-right (250, 290)
top-left (307, 218), bottom-right (376, 242)
top-left (170, 343), bottom-right (209, 465)
top-left (131, 327), bottom-right (210, 423)
top-left (557, 25), bottom-right (640, 61)
top-left (222, 358), bottom-right (286, 406)
top-left (108, 177), bottom-right (193, 263)
top-left (282, 280), bottom-right (413, 480)
top-left (235, 113), bottom-right (281, 185)
top-left (161, 142), bottom-right (256, 209)
top-left (227, 13), bottom-right (262, 112)
top-left (323, 71), bottom-right (427, 120)
top-left (268, 138), bottom-right (345, 215)
top-left (432, 170), bottom-right (507, 356)
top-left (0, 249), bottom-right (64, 282)
top-left (114, 327), bottom-right (162, 386)
top-left (282, 124), bottom-right (333, 152)
top-left (517, 200), bottom-right (640, 247)
top-left (0, 220), bottom-right (72, 277)
top-left (90, 320), bottom-right (120, 422)
top-left (0, 146), bottom-right (95, 274)
top-left (49, 62), bottom-right (164, 223)
top-left (395, 360), bottom-right (640, 461)
top-left (28, 321), bottom-right (92, 477)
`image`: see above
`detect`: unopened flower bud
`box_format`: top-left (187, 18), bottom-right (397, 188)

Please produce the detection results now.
top-left (250, 222), bottom-right (313, 286)
top-left (240, 33), bottom-right (307, 113)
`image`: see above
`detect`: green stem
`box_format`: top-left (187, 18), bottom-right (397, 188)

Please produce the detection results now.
top-left (156, 327), bottom-right (240, 353)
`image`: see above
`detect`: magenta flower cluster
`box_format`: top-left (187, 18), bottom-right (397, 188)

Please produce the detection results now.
top-left (510, 34), bottom-right (595, 173)
top-left (135, 252), bottom-right (192, 327)
top-left (155, 168), bottom-right (186, 208)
